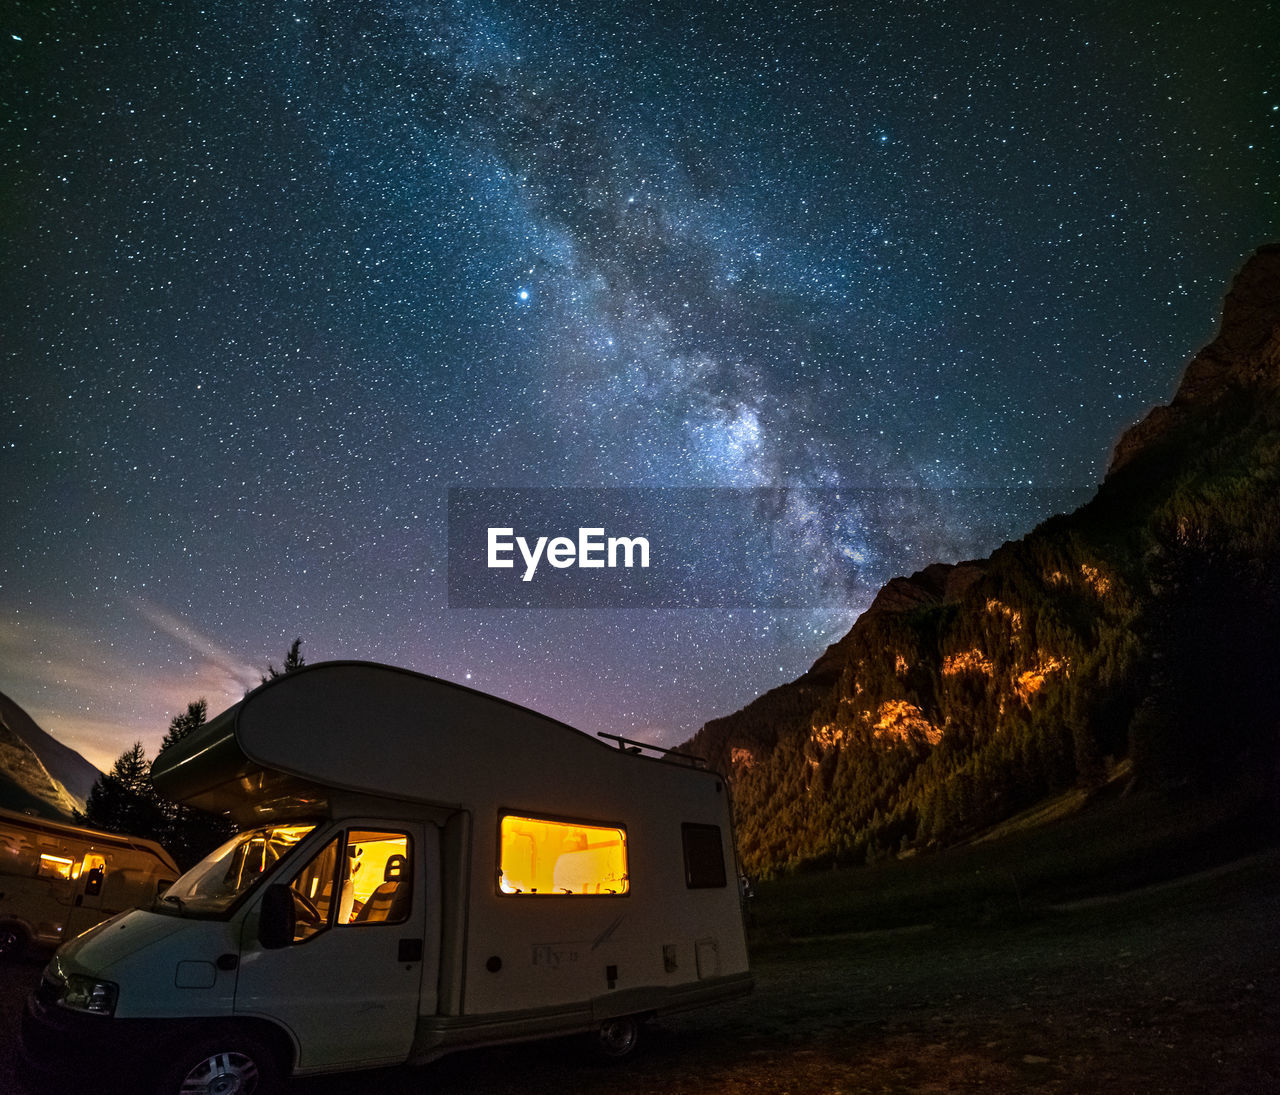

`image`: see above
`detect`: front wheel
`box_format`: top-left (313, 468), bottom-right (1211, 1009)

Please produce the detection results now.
top-left (155, 1030), bottom-right (283, 1095)
top-left (591, 1015), bottom-right (644, 1062)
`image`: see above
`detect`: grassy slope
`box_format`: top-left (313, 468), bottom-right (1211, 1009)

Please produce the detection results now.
top-left (748, 781), bottom-right (1280, 941)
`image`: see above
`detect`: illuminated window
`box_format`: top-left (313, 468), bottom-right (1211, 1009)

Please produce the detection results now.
top-left (37, 854), bottom-right (74, 881)
top-left (681, 824), bottom-right (726, 889)
top-left (275, 829), bottom-right (416, 943)
top-left (499, 815), bottom-right (628, 895)
top-left (73, 854), bottom-right (107, 881)
top-left (225, 824), bottom-right (315, 895)
top-left (163, 823), bottom-right (315, 916)
top-left (288, 836), bottom-right (341, 943)
top-left (339, 831), bottom-right (412, 926)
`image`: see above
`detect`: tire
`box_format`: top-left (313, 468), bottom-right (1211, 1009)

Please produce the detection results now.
top-left (0, 921), bottom-right (30, 962)
top-left (155, 1029), bottom-right (284, 1095)
top-left (590, 1015), bottom-right (644, 1062)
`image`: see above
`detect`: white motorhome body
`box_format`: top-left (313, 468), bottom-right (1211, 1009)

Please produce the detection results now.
top-left (21, 662), bottom-right (751, 1093)
top-left (0, 806), bottom-right (179, 959)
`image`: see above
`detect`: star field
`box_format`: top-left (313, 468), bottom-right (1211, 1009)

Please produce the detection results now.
top-left (1, 0), bottom-right (1276, 769)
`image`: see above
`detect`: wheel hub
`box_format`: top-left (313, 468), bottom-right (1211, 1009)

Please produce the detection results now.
top-left (179, 1051), bottom-right (260, 1095)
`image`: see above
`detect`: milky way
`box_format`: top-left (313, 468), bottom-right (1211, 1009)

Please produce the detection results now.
top-left (2, 1), bottom-right (1275, 768)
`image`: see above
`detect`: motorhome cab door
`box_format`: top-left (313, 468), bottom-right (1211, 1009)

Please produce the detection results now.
top-left (235, 821), bottom-right (438, 1071)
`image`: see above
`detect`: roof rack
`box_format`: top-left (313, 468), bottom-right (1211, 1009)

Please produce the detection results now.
top-left (596, 732), bottom-right (706, 768)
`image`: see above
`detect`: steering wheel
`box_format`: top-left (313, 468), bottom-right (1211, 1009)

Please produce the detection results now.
top-left (290, 889), bottom-right (323, 925)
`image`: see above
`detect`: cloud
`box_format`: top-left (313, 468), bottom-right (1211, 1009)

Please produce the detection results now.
top-left (131, 600), bottom-right (262, 696)
top-left (0, 608), bottom-right (262, 770)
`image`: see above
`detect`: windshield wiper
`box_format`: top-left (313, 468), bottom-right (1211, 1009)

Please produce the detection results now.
top-left (159, 892), bottom-right (186, 914)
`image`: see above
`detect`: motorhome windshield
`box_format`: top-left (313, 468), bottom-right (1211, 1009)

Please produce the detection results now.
top-left (156, 823), bottom-right (316, 917)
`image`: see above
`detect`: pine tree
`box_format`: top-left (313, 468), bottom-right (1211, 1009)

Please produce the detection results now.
top-left (161, 698), bottom-right (208, 750)
top-left (84, 742), bottom-right (164, 837)
top-left (261, 637), bottom-right (305, 684)
top-left (154, 699), bottom-right (232, 869)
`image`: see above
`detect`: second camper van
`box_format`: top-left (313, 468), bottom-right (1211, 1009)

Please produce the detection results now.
top-left (21, 662), bottom-right (752, 1094)
top-left (0, 806), bottom-right (178, 961)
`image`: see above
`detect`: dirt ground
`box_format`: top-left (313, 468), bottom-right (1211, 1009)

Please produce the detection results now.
top-left (4, 854), bottom-right (1278, 1095)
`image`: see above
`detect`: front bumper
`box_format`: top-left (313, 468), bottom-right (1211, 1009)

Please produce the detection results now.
top-left (20, 974), bottom-right (201, 1095)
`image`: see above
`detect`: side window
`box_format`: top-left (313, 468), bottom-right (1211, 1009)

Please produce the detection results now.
top-left (76, 853), bottom-right (108, 881)
top-left (339, 831), bottom-right (412, 926)
top-left (681, 823), bottom-right (727, 889)
top-left (499, 815), bottom-right (628, 895)
top-left (288, 836), bottom-right (341, 943)
top-left (37, 853), bottom-right (74, 881)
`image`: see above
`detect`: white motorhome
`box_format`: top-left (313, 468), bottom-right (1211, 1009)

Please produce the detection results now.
top-left (21, 662), bottom-right (752, 1094)
top-left (0, 806), bottom-right (179, 960)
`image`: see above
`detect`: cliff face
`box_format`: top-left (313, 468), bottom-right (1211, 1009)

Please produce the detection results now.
top-left (864, 560), bottom-right (988, 615)
top-left (686, 243), bottom-right (1280, 876)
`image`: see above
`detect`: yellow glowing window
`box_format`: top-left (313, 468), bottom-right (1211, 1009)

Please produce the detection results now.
top-left (499, 815), bottom-right (628, 895)
top-left (340, 831), bottom-right (412, 925)
top-left (73, 853), bottom-right (107, 881)
top-left (38, 854), bottom-right (74, 880)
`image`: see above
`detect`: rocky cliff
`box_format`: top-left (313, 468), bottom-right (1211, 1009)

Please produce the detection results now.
top-left (685, 243), bottom-right (1280, 876)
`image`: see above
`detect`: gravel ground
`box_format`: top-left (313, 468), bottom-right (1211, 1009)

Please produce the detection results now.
top-left (5, 853), bottom-right (1279, 1095)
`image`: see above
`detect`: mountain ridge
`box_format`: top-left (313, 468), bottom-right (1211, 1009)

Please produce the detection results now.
top-left (1110, 243), bottom-right (1280, 474)
top-left (685, 243), bottom-right (1280, 876)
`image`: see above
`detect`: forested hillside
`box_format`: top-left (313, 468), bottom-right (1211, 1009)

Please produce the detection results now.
top-left (686, 244), bottom-right (1280, 877)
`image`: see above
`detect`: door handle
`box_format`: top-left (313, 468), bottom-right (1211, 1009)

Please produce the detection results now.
top-left (398, 938), bottom-right (423, 963)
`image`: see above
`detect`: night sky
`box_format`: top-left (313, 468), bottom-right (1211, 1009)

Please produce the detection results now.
top-left (2, 1), bottom-right (1276, 772)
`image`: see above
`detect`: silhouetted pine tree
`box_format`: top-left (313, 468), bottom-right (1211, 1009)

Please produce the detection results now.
top-left (161, 698), bottom-right (207, 750)
top-left (154, 699), bottom-right (233, 869)
top-left (261, 637), bottom-right (305, 684)
top-left (84, 742), bottom-right (164, 837)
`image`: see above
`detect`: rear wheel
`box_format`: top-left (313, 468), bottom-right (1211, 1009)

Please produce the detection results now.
top-left (591, 1015), bottom-right (644, 1062)
top-left (155, 1030), bottom-right (283, 1095)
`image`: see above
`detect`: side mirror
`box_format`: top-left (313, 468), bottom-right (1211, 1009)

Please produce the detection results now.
top-left (258, 884), bottom-right (296, 950)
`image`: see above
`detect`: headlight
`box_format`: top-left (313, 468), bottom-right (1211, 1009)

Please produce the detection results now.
top-left (59, 974), bottom-right (119, 1017)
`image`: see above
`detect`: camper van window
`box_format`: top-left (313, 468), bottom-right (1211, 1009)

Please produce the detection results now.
top-left (74, 853), bottom-right (107, 881)
top-left (286, 835), bottom-right (342, 943)
top-left (37, 854), bottom-right (74, 881)
top-left (340, 831), bottom-right (412, 925)
top-left (681, 824), bottom-right (727, 889)
top-left (499, 815), bottom-right (629, 896)
top-left (157, 823), bottom-right (316, 918)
